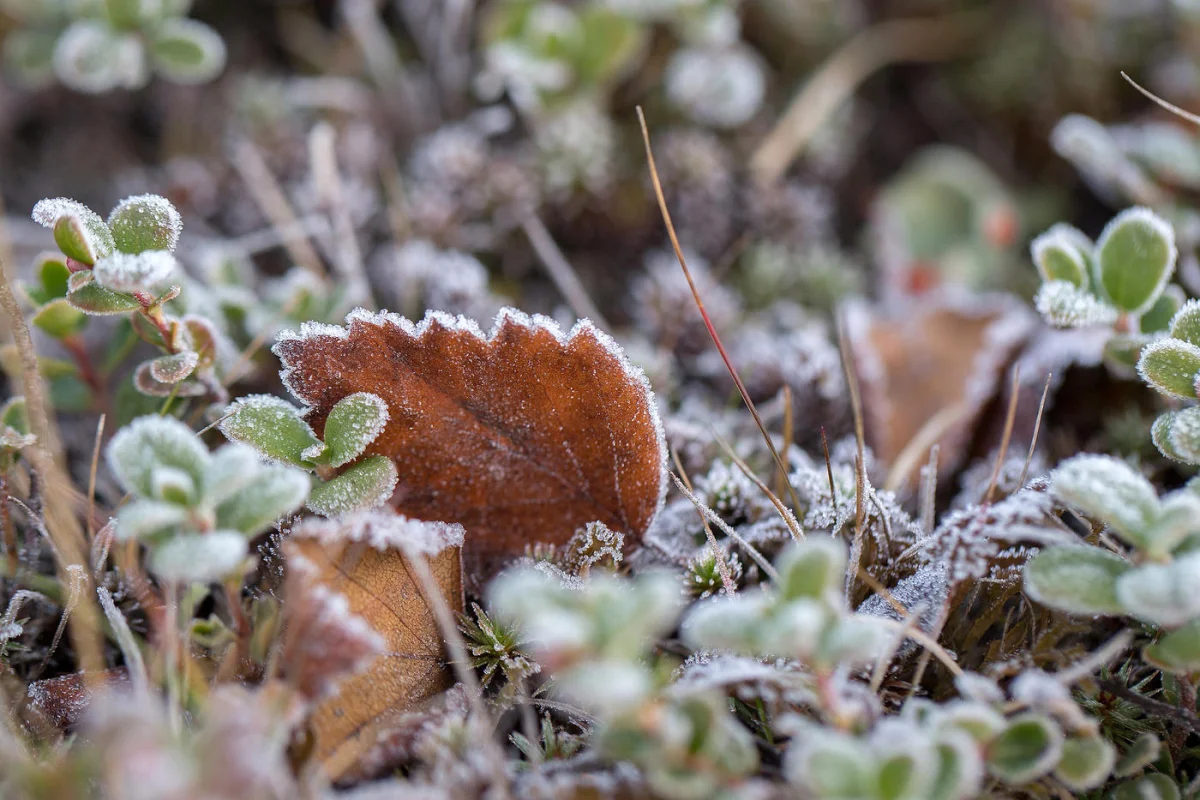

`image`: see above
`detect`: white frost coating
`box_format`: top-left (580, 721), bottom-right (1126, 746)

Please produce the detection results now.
top-left (31, 197), bottom-right (94, 228)
top-left (107, 415), bottom-right (209, 498)
top-left (109, 194), bottom-right (184, 252)
top-left (1136, 337), bottom-right (1200, 400)
top-left (149, 530), bottom-right (247, 583)
top-left (1035, 280), bottom-right (1119, 328)
top-left (1051, 454), bottom-right (1158, 538)
top-left (1095, 206), bottom-right (1178, 314)
top-left (273, 306), bottom-right (670, 525)
top-left (93, 250), bottom-right (177, 292)
top-left (1030, 228), bottom-right (1088, 286)
top-left (292, 509), bottom-right (465, 555)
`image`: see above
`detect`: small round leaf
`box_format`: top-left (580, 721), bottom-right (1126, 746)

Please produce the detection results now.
top-left (1023, 546), bottom-right (1130, 616)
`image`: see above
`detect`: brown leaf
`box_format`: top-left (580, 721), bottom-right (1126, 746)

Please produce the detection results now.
top-left (285, 512), bottom-right (465, 783)
top-left (24, 668), bottom-right (129, 731)
top-left (843, 291), bottom-right (1034, 486)
top-left (274, 309), bottom-right (666, 580)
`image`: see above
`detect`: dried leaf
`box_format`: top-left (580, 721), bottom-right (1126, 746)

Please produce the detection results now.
top-left (274, 308), bottom-right (666, 580)
top-left (24, 668), bottom-right (129, 731)
top-left (844, 291), bottom-right (1034, 483)
top-left (285, 512), bottom-right (466, 782)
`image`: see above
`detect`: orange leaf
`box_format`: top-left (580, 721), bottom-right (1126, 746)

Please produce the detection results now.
top-left (285, 512), bottom-right (465, 782)
top-left (274, 309), bottom-right (666, 580)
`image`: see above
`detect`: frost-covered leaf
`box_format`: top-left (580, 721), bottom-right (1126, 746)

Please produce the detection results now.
top-left (1137, 337), bottom-right (1200, 399)
top-left (1034, 280), bottom-right (1119, 328)
top-left (273, 308), bottom-right (666, 580)
top-left (1115, 556), bottom-right (1200, 627)
top-left (1144, 619), bottom-right (1200, 673)
top-left (1023, 546), bottom-right (1130, 616)
top-left (286, 514), bottom-right (463, 781)
top-left (1153, 411), bottom-right (1191, 464)
top-left (0, 397), bottom-right (35, 451)
top-left (1054, 735), bottom-right (1115, 791)
top-left (114, 499), bottom-right (189, 541)
top-left (1095, 207), bottom-right (1177, 314)
top-left (107, 194), bottom-right (182, 254)
top-left (32, 198), bottom-right (114, 266)
top-left (92, 250), bottom-right (176, 292)
top-left (218, 395), bottom-right (321, 467)
top-left (1169, 298), bottom-right (1200, 346)
top-left (107, 415), bottom-right (209, 500)
top-left (133, 362), bottom-right (207, 398)
top-left (1141, 285), bottom-right (1185, 334)
top-left (147, 351), bottom-right (199, 384)
top-left (150, 465), bottom-right (196, 505)
top-left (149, 19), bottom-right (226, 85)
top-left (214, 465), bottom-right (309, 536)
top-left (1112, 774), bottom-right (1182, 800)
top-left (315, 392), bottom-right (389, 468)
top-left (1032, 229), bottom-right (1088, 288)
top-left (786, 733), bottom-right (872, 798)
top-left (775, 537), bottom-right (844, 601)
top-left (148, 530), bottom-right (247, 584)
top-left (31, 298), bottom-right (86, 339)
top-left (53, 21), bottom-right (147, 94)
top-left (1114, 732), bottom-right (1161, 777)
top-left (32, 253), bottom-right (70, 302)
top-left (307, 456), bottom-right (398, 517)
top-left (66, 271), bottom-right (142, 315)
top-left (1051, 454), bottom-right (1159, 547)
top-left (986, 713), bottom-right (1063, 785)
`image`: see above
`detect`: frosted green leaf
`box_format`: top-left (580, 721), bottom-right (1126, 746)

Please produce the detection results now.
top-left (775, 537), bottom-right (845, 601)
top-left (217, 395), bottom-right (321, 467)
top-left (148, 530), bottom-right (246, 584)
top-left (31, 298), bottom-right (87, 339)
top-left (133, 362), bottom-right (206, 398)
top-left (315, 392), bottom-right (390, 468)
top-left (1169, 298), bottom-right (1200, 346)
top-left (1023, 546), bottom-right (1130, 616)
top-left (876, 745), bottom-right (937, 800)
top-left (307, 455), bottom-right (398, 517)
top-left (1116, 556), bottom-right (1200, 628)
top-left (1152, 412), bottom-right (1190, 463)
top-left (986, 714), bottom-right (1063, 785)
top-left (1112, 774), bottom-right (1181, 800)
top-left (1034, 280), bottom-right (1118, 328)
top-left (681, 593), bottom-right (770, 654)
top-left (1167, 406), bottom-right (1200, 466)
top-left (1095, 207), bottom-right (1177, 314)
top-left (107, 415), bottom-right (209, 499)
top-left (1054, 735), bottom-right (1115, 791)
top-left (108, 194), bottom-right (182, 254)
top-left (214, 465), bottom-right (309, 536)
top-left (787, 734), bottom-right (872, 798)
top-left (66, 272), bottom-right (142, 315)
top-left (92, 250), bottom-right (177, 292)
top-left (34, 253), bottom-right (70, 301)
top-left (1139, 337), bottom-right (1200, 399)
top-left (53, 21), bottom-right (147, 94)
top-left (931, 733), bottom-right (984, 800)
top-left (150, 19), bottom-right (226, 85)
top-left (1141, 285), bottom-right (1185, 334)
top-left (147, 351), bottom-right (198, 384)
top-left (939, 702), bottom-right (1006, 743)
top-left (150, 465), bottom-right (196, 505)
top-left (1043, 222), bottom-right (1094, 259)
top-left (0, 398), bottom-right (34, 451)
top-left (1114, 732), bottom-right (1160, 777)
top-left (31, 198), bottom-right (114, 266)
top-left (1051, 454), bottom-right (1159, 546)
top-left (1147, 492), bottom-right (1200, 556)
top-left (203, 444), bottom-right (262, 508)
top-left (114, 499), bottom-right (188, 541)
top-left (1031, 229), bottom-right (1088, 288)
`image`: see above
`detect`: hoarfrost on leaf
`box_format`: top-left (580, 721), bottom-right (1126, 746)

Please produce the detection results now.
top-left (92, 250), bottom-right (178, 292)
top-left (149, 530), bottom-right (247, 584)
top-left (1034, 280), bottom-right (1118, 328)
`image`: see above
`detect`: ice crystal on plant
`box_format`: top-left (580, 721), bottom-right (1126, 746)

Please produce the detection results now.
top-left (291, 510), bottom-right (465, 556)
top-left (92, 250), bottom-right (177, 292)
top-left (1035, 280), bottom-right (1120, 328)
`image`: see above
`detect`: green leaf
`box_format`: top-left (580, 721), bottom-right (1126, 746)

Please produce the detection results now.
top-left (147, 351), bottom-right (199, 384)
top-left (52, 21), bottom-right (147, 94)
top-left (31, 298), bottom-right (87, 339)
top-left (930, 733), bottom-right (983, 800)
top-left (217, 395), bottom-right (322, 467)
top-left (775, 537), bottom-right (846, 600)
top-left (317, 392), bottom-right (390, 468)
top-left (66, 272), bottom-right (141, 315)
top-left (1114, 732), bottom-right (1160, 777)
top-left (0, 397), bottom-right (30, 436)
top-left (1034, 280), bottom-right (1118, 328)
top-left (114, 499), bottom-right (189, 541)
top-left (307, 455), bottom-right (398, 517)
top-left (2, 29), bottom-right (58, 88)
top-left (1152, 412), bottom-right (1191, 464)
top-left (1144, 619), bottom-right (1200, 673)
top-left (30, 198), bottom-right (114, 266)
top-left (1023, 546), bottom-right (1130, 616)
top-left (1095, 207), bottom-right (1177, 313)
top-left (1141, 285), bottom-right (1185, 334)
top-left (1169, 298), bottom-right (1200, 346)
top-left (92, 250), bottom-right (177, 292)
top-left (986, 713), bottom-right (1063, 785)
top-left (214, 465), bottom-right (309, 536)
top-left (1112, 774), bottom-right (1182, 800)
top-left (1103, 334), bottom-right (1148, 376)
top-left (106, 415), bottom-right (209, 500)
top-left (35, 253), bottom-right (71, 300)
top-left (148, 530), bottom-right (247, 584)
top-left (1031, 229), bottom-right (1088, 288)
top-left (107, 194), bottom-right (182, 254)
top-left (1054, 735), bottom-right (1115, 791)
top-left (149, 19), bottom-right (226, 84)
top-left (788, 735), bottom-right (872, 798)
top-left (1051, 454), bottom-right (1160, 547)
top-left (1137, 337), bottom-right (1200, 399)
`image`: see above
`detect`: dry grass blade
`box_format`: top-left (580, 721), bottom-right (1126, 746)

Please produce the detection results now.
top-left (637, 106), bottom-right (804, 518)
top-left (711, 428), bottom-right (803, 540)
top-left (1017, 373), bottom-right (1052, 489)
top-left (522, 214), bottom-right (610, 329)
top-left (671, 447), bottom-right (736, 595)
top-left (883, 402), bottom-right (972, 494)
top-left (87, 414), bottom-right (105, 541)
top-left (983, 364), bottom-right (1021, 505)
top-left (670, 473), bottom-right (779, 581)
top-left (1121, 71), bottom-right (1200, 127)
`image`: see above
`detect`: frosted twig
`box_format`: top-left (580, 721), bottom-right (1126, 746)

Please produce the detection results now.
top-left (671, 449), bottom-right (736, 595)
top-left (711, 429), bottom-right (803, 540)
top-left (670, 474), bottom-right (779, 582)
top-left (97, 585), bottom-right (148, 694)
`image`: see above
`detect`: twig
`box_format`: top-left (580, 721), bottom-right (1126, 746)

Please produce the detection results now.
top-left (309, 123), bottom-right (372, 307)
top-left (711, 429), bottom-right (803, 540)
top-left (522, 215), bottom-right (609, 328)
top-left (670, 473), bottom-right (779, 581)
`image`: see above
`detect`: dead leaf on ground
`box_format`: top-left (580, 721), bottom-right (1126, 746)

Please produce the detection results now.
top-left (284, 511), bottom-right (465, 783)
top-left (24, 668), bottom-right (129, 732)
top-left (843, 290), bottom-right (1034, 488)
top-left (274, 308), bottom-right (666, 582)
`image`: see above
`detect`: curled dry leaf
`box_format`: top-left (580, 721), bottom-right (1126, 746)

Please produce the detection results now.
top-left (843, 291), bottom-right (1034, 486)
top-left (285, 512), bottom-right (465, 783)
top-left (274, 308), bottom-right (667, 581)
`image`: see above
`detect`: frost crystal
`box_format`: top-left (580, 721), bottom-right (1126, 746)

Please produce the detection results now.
top-left (1035, 280), bottom-right (1119, 328)
top-left (93, 250), bottom-right (178, 292)
top-left (31, 197), bottom-right (94, 228)
top-left (292, 510), bottom-right (464, 556)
